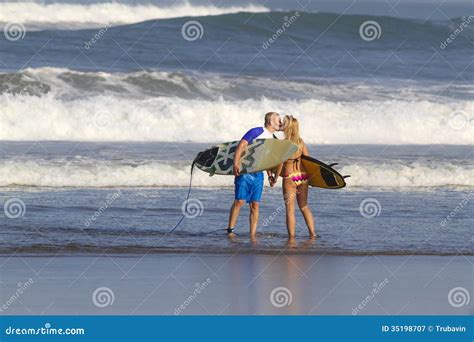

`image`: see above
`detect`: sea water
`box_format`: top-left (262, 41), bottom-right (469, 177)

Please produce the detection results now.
top-left (0, 0), bottom-right (472, 255)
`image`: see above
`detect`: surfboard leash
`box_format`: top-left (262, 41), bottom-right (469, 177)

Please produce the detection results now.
top-left (168, 161), bottom-right (196, 233)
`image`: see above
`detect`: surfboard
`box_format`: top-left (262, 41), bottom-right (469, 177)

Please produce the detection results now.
top-left (194, 139), bottom-right (298, 176)
top-left (300, 155), bottom-right (349, 189)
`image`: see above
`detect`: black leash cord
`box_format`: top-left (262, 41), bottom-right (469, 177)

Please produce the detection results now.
top-left (168, 162), bottom-right (195, 233)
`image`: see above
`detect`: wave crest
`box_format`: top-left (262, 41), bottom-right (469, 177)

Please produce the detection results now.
top-left (1, 159), bottom-right (472, 188)
top-left (0, 2), bottom-right (269, 30)
top-left (8, 67), bottom-right (471, 101)
top-left (1, 93), bottom-right (472, 144)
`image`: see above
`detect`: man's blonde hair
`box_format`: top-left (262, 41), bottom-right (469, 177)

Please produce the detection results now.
top-left (264, 112), bottom-right (279, 126)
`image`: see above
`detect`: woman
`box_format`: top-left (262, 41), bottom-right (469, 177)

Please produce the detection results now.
top-left (271, 115), bottom-right (316, 238)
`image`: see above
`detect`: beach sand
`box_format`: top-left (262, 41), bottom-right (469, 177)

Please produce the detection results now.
top-left (0, 254), bottom-right (471, 315)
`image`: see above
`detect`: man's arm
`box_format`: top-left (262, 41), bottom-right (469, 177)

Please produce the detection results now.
top-left (233, 139), bottom-right (248, 176)
top-left (234, 127), bottom-right (263, 176)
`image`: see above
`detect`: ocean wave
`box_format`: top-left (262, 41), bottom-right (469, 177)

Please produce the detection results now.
top-left (1, 68), bottom-right (472, 101)
top-left (1, 93), bottom-right (472, 144)
top-left (339, 163), bottom-right (474, 188)
top-left (1, 13), bottom-right (471, 83)
top-left (0, 67), bottom-right (327, 100)
top-left (0, 2), bottom-right (269, 30)
top-left (1, 159), bottom-right (473, 188)
top-left (0, 4), bottom-right (471, 37)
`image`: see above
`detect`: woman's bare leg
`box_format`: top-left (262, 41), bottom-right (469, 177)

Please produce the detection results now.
top-left (283, 178), bottom-right (297, 237)
top-left (296, 183), bottom-right (316, 237)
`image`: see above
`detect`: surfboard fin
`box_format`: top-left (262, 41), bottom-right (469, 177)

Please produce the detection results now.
top-left (328, 163), bottom-right (338, 167)
top-left (343, 175), bottom-right (351, 179)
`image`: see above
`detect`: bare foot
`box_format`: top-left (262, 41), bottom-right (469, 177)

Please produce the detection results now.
top-left (250, 235), bottom-right (258, 246)
top-left (286, 237), bottom-right (298, 248)
top-left (301, 237), bottom-right (316, 249)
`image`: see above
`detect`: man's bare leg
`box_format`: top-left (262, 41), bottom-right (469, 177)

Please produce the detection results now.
top-left (228, 199), bottom-right (245, 233)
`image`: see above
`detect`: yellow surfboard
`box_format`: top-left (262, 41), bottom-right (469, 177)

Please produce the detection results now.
top-left (300, 155), bottom-right (349, 189)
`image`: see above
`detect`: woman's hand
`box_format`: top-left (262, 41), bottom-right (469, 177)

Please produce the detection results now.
top-left (269, 175), bottom-right (278, 187)
top-left (268, 175), bottom-right (275, 187)
top-left (272, 176), bottom-right (279, 187)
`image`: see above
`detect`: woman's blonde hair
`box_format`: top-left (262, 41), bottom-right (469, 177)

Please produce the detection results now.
top-left (283, 115), bottom-right (303, 152)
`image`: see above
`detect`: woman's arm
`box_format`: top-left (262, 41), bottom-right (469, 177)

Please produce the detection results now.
top-left (266, 169), bottom-right (274, 185)
top-left (302, 139), bottom-right (309, 156)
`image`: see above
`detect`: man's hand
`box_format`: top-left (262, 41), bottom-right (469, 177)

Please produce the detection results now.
top-left (233, 140), bottom-right (247, 177)
top-left (233, 163), bottom-right (240, 176)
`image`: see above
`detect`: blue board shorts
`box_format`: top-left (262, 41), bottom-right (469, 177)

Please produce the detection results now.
top-left (234, 172), bottom-right (264, 203)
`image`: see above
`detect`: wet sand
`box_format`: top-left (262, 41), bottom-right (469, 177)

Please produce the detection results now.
top-left (0, 254), bottom-right (472, 315)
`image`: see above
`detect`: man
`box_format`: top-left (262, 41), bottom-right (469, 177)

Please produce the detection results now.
top-left (227, 112), bottom-right (282, 236)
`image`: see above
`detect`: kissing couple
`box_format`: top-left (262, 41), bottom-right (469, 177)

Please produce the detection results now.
top-left (227, 112), bottom-right (315, 238)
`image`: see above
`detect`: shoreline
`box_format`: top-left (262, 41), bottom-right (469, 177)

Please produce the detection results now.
top-left (1, 250), bottom-right (473, 257)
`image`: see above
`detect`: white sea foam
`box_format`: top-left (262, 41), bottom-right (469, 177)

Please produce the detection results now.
top-left (0, 160), bottom-right (472, 188)
top-left (0, 93), bottom-right (472, 144)
top-left (339, 163), bottom-right (474, 188)
top-left (0, 2), bottom-right (269, 30)
top-left (8, 67), bottom-right (468, 102)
